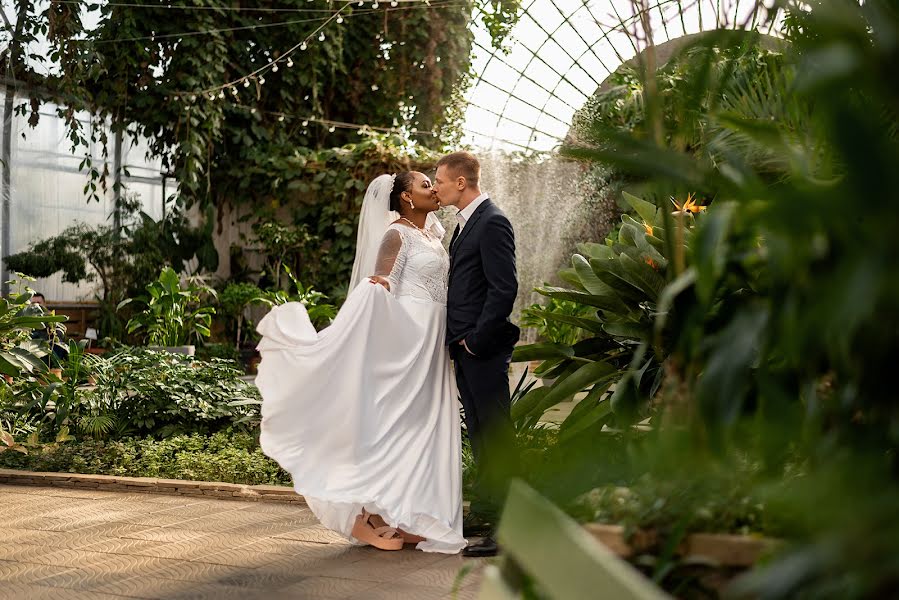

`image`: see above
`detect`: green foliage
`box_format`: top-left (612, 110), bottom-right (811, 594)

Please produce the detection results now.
top-left (13, 2), bottom-right (477, 208)
top-left (263, 267), bottom-right (337, 331)
top-left (512, 190), bottom-right (685, 438)
top-left (0, 429), bottom-right (290, 486)
top-left (520, 297), bottom-right (596, 347)
top-left (90, 348), bottom-right (260, 438)
top-left (0, 281), bottom-right (67, 378)
top-left (250, 221), bottom-right (316, 291)
top-left (545, 2), bottom-right (899, 597)
top-left (5, 197), bottom-right (216, 340)
top-left (243, 131), bottom-right (440, 298)
top-left (218, 282), bottom-right (267, 347)
top-left (120, 267), bottom-right (217, 347)
top-left (477, 0), bottom-right (522, 50)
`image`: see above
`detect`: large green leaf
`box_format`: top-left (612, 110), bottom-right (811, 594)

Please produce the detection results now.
top-left (618, 253), bottom-right (666, 301)
top-left (654, 268), bottom-right (698, 338)
top-left (622, 190), bottom-right (659, 225)
top-left (603, 321), bottom-right (650, 341)
top-left (158, 267), bottom-right (181, 293)
top-left (512, 343), bottom-right (575, 362)
top-left (590, 259), bottom-right (647, 304)
top-left (558, 383), bottom-right (615, 443)
top-left (511, 387), bottom-right (551, 422)
top-left (692, 201), bottom-right (736, 304)
top-left (534, 360), bottom-right (618, 419)
top-left (572, 254), bottom-right (612, 296)
top-left (576, 242), bottom-right (614, 261)
top-left (537, 287), bottom-right (629, 315)
top-left (537, 312), bottom-right (605, 335)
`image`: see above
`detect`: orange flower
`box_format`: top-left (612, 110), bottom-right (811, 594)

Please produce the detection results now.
top-left (670, 193), bottom-right (706, 215)
top-left (645, 256), bottom-right (659, 270)
top-left (642, 221), bottom-right (654, 236)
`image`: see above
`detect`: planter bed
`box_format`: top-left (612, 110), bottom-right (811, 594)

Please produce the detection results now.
top-left (585, 522), bottom-right (780, 567)
top-left (0, 468), bottom-right (304, 504)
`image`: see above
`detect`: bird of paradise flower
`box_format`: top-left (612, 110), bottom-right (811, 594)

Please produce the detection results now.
top-left (670, 193), bottom-right (707, 215)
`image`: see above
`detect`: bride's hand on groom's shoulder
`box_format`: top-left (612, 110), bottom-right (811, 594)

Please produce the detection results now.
top-left (369, 276), bottom-right (390, 290)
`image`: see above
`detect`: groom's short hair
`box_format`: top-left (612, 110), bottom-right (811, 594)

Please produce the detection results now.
top-left (436, 152), bottom-right (480, 188)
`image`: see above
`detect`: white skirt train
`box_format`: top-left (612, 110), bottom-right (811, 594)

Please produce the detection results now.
top-left (255, 283), bottom-right (465, 553)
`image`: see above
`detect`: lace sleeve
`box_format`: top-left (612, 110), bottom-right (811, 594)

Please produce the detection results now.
top-left (373, 227), bottom-right (407, 291)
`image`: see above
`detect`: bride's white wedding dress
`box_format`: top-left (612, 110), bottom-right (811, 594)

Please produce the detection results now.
top-left (255, 222), bottom-right (465, 554)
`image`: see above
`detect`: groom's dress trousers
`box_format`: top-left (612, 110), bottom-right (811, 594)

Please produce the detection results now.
top-left (447, 197), bottom-right (520, 515)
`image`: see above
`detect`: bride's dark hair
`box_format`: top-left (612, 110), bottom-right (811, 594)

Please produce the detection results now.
top-left (389, 172), bottom-right (415, 213)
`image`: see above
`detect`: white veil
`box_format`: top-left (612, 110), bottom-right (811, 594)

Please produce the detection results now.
top-left (349, 174), bottom-right (398, 291)
top-left (348, 174), bottom-right (448, 291)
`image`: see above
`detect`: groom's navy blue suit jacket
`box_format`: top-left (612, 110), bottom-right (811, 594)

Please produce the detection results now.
top-left (447, 198), bottom-right (520, 357)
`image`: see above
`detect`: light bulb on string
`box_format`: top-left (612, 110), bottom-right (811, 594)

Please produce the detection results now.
top-left (302, 120), bottom-right (308, 126)
top-left (259, 76), bottom-right (266, 85)
top-left (287, 58), bottom-right (294, 68)
top-left (391, 1), bottom-right (398, 6)
top-left (218, 91), bottom-right (225, 99)
top-left (300, 41), bottom-right (307, 50)
top-left (243, 80), bottom-right (250, 88)
top-left (318, 32), bottom-right (325, 41)
top-left (231, 87), bottom-right (238, 96)
top-left (337, 15), bottom-right (344, 24)
top-left (190, 95), bottom-right (196, 101)
top-left (272, 63), bottom-right (279, 72)
top-left (278, 115), bottom-right (285, 122)
top-left (373, 2), bottom-right (379, 8)
top-left (329, 126), bottom-right (336, 132)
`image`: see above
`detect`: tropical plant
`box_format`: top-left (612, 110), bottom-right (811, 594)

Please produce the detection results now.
top-left (511, 190), bottom-right (697, 441)
top-left (250, 221), bottom-right (316, 291)
top-left (264, 267), bottom-right (337, 331)
top-left (218, 282), bottom-right (267, 348)
top-left (5, 196), bottom-right (217, 340)
top-left (0, 283), bottom-right (67, 379)
top-left (119, 267), bottom-right (216, 347)
top-left (513, 1), bottom-right (899, 597)
top-left (520, 296), bottom-right (597, 347)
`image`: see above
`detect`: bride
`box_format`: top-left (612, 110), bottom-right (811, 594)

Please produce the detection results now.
top-left (255, 172), bottom-right (465, 554)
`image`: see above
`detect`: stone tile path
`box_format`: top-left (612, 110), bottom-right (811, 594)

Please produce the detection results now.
top-left (0, 484), bottom-right (485, 599)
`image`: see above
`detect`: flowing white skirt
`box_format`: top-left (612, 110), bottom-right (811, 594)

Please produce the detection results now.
top-left (255, 283), bottom-right (465, 554)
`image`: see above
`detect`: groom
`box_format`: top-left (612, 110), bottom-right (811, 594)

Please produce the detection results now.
top-left (433, 152), bottom-right (520, 558)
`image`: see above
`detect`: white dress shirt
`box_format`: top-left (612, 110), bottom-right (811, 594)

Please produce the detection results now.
top-left (456, 193), bottom-right (489, 231)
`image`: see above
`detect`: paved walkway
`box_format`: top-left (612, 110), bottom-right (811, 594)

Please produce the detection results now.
top-left (0, 484), bottom-right (485, 599)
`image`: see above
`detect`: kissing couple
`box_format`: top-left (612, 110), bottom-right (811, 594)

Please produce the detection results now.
top-left (255, 151), bottom-right (520, 557)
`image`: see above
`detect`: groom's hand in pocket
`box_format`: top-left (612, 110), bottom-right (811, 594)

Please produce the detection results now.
top-left (459, 339), bottom-right (477, 356)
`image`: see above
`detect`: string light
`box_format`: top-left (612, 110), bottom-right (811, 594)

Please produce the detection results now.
top-left (272, 63), bottom-right (279, 72)
top-left (287, 58), bottom-right (294, 67)
top-left (300, 41), bottom-right (307, 50)
top-left (318, 32), bottom-right (325, 41)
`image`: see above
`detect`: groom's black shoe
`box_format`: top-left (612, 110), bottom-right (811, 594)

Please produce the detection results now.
top-left (462, 536), bottom-right (499, 558)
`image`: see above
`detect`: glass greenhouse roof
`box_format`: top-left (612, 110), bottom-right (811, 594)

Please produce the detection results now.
top-left (462, 0), bottom-right (782, 153)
